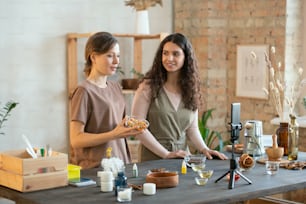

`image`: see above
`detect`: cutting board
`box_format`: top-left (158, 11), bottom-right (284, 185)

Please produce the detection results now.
top-left (256, 157), bottom-right (290, 165)
top-left (225, 145), bottom-right (243, 154)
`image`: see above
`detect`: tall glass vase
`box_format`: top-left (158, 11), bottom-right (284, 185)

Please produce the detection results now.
top-left (288, 114), bottom-right (299, 160)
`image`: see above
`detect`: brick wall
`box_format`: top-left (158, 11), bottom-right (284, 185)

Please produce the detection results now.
top-left (174, 0), bottom-right (305, 151)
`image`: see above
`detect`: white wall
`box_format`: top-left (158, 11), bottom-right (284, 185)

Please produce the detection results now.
top-left (0, 0), bottom-right (173, 153)
top-left (285, 0), bottom-right (305, 116)
top-left (304, 0), bottom-right (306, 80)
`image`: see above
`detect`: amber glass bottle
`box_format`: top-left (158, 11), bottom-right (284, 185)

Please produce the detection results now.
top-left (276, 122), bottom-right (289, 156)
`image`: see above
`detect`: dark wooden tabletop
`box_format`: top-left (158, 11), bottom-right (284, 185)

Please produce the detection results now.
top-left (1, 152), bottom-right (306, 204)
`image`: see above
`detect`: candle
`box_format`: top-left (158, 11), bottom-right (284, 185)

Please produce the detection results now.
top-left (97, 170), bottom-right (113, 188)
top-left (143, 183), bottom-right (156, 195)
top-left (97, 171), bottom-right (113, 182)
top-left (117, 187), bottom-right (132, 202)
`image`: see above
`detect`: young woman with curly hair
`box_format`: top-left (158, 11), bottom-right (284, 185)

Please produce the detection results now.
top-left (131, 33), bottom-right (227, 161)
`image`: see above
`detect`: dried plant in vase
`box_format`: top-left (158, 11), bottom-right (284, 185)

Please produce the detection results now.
top-left (124, 0), bottom-right (162, 11)
top-left (259, 46), bottom-right (306, 121)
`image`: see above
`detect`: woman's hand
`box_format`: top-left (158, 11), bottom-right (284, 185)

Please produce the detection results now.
top-left (112, 120), bottom-right (144, 138)
top-left (165, 150), bottom-right (189, 159)
top-left (202, 148), bottom-right (228, 160)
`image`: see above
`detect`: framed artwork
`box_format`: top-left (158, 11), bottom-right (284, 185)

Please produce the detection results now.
top-left (236, 45), bottom-right (269, 99)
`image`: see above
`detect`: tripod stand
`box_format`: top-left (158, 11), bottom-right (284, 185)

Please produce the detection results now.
top-left (215, 123), bottom-right (252, 189)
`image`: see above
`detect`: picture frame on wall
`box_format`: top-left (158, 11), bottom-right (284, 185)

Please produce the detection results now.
top-left (236, 45), bottom-right (269, 99)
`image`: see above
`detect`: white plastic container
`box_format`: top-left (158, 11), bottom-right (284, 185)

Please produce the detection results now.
top-left (101, 181), bottom-right (113, 192)
top-left (143, 183), bottom-right (156, 195)
top-left (98, 171), bottom-right (113, 182)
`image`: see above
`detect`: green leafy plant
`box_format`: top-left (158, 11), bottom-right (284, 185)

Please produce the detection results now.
top-left (198, 108), bottom-right (229, 151)
top-left (0, 100), bottom-right (18, 135)
top-left (130, 68), bottom-right (144, 79)
top-left (117, 67), bottom-right (144, 79)
top-left (119, 67), bottom-right (144, 90)
top-left (116, 66), bottom-right (126, 76)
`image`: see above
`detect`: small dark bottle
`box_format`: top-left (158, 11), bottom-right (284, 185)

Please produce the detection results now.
top-left (276, 122), bottom-right (289, 156)
top-left (114, 171), bottom-right (127, 196)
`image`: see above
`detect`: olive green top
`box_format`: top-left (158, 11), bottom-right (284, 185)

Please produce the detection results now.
top-left (140, 88), bottom-right (195, 161)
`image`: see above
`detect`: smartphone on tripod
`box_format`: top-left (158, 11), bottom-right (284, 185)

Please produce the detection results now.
top-left (214, 103), bottom-right (252, 189)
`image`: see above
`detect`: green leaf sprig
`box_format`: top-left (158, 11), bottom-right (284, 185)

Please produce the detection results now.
top-left (0, 100), bottom-right (18, 135)
top-left (198, 108), bottom-right (230, 151)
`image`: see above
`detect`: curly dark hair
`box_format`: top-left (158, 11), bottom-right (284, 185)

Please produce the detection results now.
top-left (143, 33), bottom-right (202, 111)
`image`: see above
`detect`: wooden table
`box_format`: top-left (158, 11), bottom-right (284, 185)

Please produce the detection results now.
top-left (0, 152), bottom-right (306, 204)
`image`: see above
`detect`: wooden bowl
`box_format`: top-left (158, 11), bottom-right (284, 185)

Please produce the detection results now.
top-left (265, 147), bottom-right (284, 161)
top-left (121, 78), bottom-right (139, 90)
top-left (146, 172), bottom-right (179, 188)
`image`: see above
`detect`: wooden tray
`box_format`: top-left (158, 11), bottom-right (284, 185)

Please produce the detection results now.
top-left (257, 158), bottom-right (306, 170)
top-left (256, 157), bottom-right (290, 165)
top-left (281, 161), bottom-right (306, 170)
top-left (225, 145), bottom-right (243, 154)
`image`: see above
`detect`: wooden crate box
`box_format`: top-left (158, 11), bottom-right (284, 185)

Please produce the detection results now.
top-left (0, 149), bottom-right (68, 192)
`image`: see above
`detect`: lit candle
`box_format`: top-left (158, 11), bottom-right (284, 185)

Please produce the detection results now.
top-left (143, 183), bottom-right (156, 195)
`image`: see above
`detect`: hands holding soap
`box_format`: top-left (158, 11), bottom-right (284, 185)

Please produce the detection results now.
top-left (124, 116), bottom-right (149, 131)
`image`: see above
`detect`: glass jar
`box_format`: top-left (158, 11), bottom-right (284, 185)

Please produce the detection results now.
top-left (276, 122), bottom-right (289, 156)
top-left (243, 120), bottom-right (264, 159)
top-left (288, 115), bottom-right (299, 160)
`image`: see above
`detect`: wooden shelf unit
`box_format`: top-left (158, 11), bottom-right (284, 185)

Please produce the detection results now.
top-left (66, 32), bottom-right (164, 97)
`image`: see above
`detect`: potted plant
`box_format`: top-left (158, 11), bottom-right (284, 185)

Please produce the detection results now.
top-left (120, 68), bottom-right (144, 90)
top-left (0, 100), bottom-right (18, 135)
top-left (124, 0), bottom-right (162, 11)
top-left (198, 108), bottom-right (230, 151)
top-left (125, 0), bottom-right (163, 34)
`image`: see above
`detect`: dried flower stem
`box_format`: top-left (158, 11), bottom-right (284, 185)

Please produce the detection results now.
top-left (264, 51), bottom-right (285, 121)
top-left (263, 46), bottom-right (305, 120)
top-left (125, 0), bottom-right (162, 11)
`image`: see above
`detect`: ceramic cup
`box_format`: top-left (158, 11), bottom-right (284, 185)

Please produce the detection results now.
top-left (143, 183), bottom-right (156, 195)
